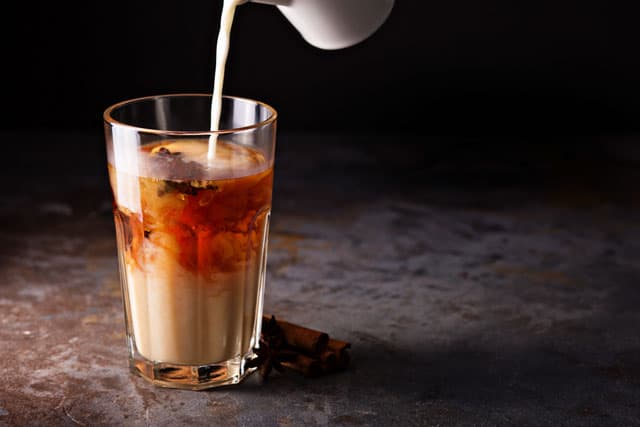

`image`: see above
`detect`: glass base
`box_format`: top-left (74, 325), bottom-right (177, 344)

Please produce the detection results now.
top-left (129, 347), bottom-right (258, 390)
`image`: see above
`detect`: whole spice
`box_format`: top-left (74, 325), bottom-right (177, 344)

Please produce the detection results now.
top-left (327, 338), bottom-right (351, 369)
top-left (255, 315), bottom-right (351, 380)
top-left (273, 318), bottom-right (329, 354)
top-left (248, 315), bottom-right (296, 378)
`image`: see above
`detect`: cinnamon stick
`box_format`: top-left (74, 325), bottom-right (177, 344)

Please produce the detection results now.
top-left (318, 350), bottom-right (338, 372)
top-left (327, 338), bottom-right (351, 369)
top-left (258, 315), bottom-right (352, 378)
top-left (281, 353), bottom-right (323, 377)
top-left (263, 315), bottom-right (328, 354)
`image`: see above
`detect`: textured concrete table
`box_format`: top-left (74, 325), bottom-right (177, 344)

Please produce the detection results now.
top-left (1, 132), bottom-right (639, 426)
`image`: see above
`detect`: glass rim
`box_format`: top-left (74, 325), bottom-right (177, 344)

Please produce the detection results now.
top-left (103, 93), bottom-right (278, 136)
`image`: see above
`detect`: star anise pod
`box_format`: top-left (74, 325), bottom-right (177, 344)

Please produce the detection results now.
top-left (248, 315), bottom-right (297, 379)
top-left (156, 147), bottom-right (182, 157)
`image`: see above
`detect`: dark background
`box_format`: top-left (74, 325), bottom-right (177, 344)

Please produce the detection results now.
top-left (4, 1), bottom-right (640, 135)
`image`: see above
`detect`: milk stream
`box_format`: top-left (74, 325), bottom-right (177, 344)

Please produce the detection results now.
top-left (208, 0), bottom-right (242, 164)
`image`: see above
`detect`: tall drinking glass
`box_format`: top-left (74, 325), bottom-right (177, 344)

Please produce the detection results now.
top-left (104, 94), bottom-right (277, 389)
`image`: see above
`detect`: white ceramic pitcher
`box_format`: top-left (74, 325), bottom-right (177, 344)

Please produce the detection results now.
top-left (247, 0), bottom-right (395, 50)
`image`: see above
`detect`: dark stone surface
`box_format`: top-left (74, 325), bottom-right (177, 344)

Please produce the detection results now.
top-left (1, 132), bottom-right (639, 426)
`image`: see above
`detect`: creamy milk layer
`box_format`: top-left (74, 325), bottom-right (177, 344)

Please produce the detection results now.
top-left (123, 246), bottom-right (261, 364)
top-left (110, 140), bottom-right (272, 365)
